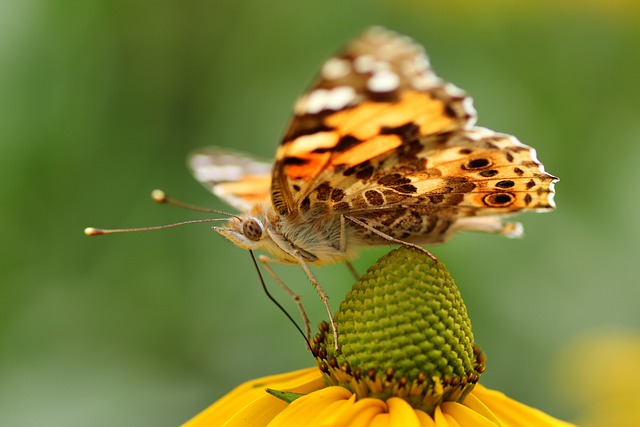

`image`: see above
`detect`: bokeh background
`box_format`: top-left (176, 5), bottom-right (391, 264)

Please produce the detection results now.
top-left (2, 1), bottom-right (639, 426)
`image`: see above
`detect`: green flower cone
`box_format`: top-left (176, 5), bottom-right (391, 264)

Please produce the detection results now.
top-left (313, 246), bottom-right (485, 415)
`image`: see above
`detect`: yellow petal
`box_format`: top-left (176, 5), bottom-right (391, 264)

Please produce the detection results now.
top-left (321, 394), bottom-right (358, 425)
top-left (432, 407), bottom-right (451, 427)
top-left (387, 397), bottom-right (422, 427)
top-left (415, 409), bottom-right (437, 427)
top-left (441, 402), bottom-right (500, 426)
top-left (442, 412), bottom-right (462, 427)
top-left (336, 398), bottom-right (388, 427)
top-left (182, 368), bottom-right (324, 427)
top-left (471, 385), bottom-right (575, 427)
top-left (459, 390), bottom-right (503, 424)
top-left (312, 396), bottom-right (356, 424)
top-left (268, 386), bottom-right (352, 426)
top-left (368, 413), bottom-right (391, 427)
top-left (222, 396), bottom-right (287, 427)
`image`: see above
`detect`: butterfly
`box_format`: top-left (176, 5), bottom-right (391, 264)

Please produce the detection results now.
top-left (188, 27), bottom-right (557, 349)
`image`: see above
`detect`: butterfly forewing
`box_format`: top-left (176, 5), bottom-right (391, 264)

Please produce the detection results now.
top-left (271, 27), bottom-right (478, 217)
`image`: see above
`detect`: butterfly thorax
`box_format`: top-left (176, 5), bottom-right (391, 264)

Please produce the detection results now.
top-left (278, 208), bottom-right (363, 266)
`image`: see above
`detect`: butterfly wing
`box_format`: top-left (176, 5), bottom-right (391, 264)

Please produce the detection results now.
top-left (330, 127), bottom-right (556, 243)
top-left (188, 148), bottom-right (272, 211)
top-left (272, 27), bottom-right (556, 244)
top-left (271, 26), bottom-right (476, 217)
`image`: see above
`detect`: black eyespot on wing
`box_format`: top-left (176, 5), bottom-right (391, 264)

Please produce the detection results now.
top-left (495, 180), bottom-right (515, 188)
top-left (463, 158), bottom-right (491, 170)
top-left (483, 193), bottom-right (515, 207)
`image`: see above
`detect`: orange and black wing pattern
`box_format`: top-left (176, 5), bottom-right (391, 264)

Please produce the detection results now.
top-left (271, 27), bottom-right (476, 217)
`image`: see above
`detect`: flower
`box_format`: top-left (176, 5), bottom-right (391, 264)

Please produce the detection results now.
top-left (183, 247), bottom-right (575, 426)
top-left (183, 368), bottom-right (573, 426)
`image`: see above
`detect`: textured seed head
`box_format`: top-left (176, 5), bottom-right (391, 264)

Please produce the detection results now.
top-left (313, 246), bottom-right (485, 413)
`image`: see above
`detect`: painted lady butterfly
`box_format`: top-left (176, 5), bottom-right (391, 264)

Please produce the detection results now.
top-left (184, 27), bottom-right (557, 348)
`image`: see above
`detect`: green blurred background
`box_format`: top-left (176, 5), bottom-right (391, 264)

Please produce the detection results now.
top-left (2, 1), bottom-right (639, 425)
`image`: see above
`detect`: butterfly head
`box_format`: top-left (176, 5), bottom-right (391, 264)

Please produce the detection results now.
top-left (212, 200), bottom-right (285, 254)
top-left (213, 215), bottom-right (267, 250)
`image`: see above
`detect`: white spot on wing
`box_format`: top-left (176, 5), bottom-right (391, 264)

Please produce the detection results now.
top-left (325, 86), bottom-right (356, 110)
top-left (303, 89), bottom-right (329, 114)
top-left (295, 86), bottom-right (355, 114)
top-left (367, 70), bottom-right (400, 92)
top-left (322, 57), bottom-right (351, 80)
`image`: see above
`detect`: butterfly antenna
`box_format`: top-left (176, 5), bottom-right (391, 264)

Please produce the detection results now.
top-left (84, 218), bottom-right (229, 236)
top-left (248, 250), bottom-right (312, 350)
top-left (151, 189), bottom-right (241, 220)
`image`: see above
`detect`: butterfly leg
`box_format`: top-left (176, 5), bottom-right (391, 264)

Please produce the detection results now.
top-left (259, 255), bottom-right (312, 342)
top-left (291, 250), bottom-right (340, 352)
top-left (345, 261), bottom-right (360, 280)
top-left (344, 215), bottom-right (438, 263)
top-left (339, 215), bottom-right (360, 280)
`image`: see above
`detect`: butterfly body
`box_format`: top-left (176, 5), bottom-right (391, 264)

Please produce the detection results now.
top-left (214, 200), bottom-right (362, 266)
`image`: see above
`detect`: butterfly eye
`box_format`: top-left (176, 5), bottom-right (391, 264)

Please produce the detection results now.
top-left (243, 219), bottom-right (263, 241)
